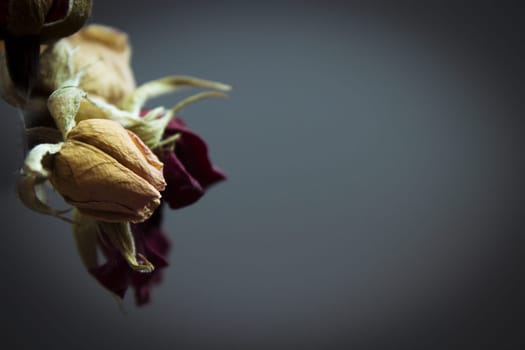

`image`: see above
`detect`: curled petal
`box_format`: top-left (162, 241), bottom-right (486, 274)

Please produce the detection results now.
top-left (131, 212), bottom-right (170, 305)
top-left (16, 173), bottom-right (72, 222)
top-left (89, 255), bottom-right (129, 299)
top-left (18, 142), bottom-right (72, 222)
top-left (166, 118), bottom-right (226, 188)
top-left (163, 152), bottom-right (204, 209)
top-left (23, 142), bottom-right (63, 176)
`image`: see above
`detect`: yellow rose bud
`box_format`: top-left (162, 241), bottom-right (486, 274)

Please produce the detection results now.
top-left (48, 119), bottom-right (166, 223)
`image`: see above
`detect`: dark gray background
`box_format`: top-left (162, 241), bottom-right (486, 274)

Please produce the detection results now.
top-left (1, 1), bottom-right (525, 349)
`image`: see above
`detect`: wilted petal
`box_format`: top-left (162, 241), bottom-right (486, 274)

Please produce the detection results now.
top-left (90, 207), bottom-right (171, 305)
top-left (98, 221), bottom-right (154, 273)
top-left (131, 221), bottom-right (170, 306)
top-left (166, 118), bottom-right (226, 189)
top-left (89, 254), bottom-right (129, 299)
top-left (163, 151), bottom-right (204, 209)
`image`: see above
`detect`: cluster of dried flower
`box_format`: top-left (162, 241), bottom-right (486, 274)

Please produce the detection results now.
top-left (0, 2), bottom-right (229, 305)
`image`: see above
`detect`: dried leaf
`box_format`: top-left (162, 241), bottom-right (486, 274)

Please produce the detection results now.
top-left (47, 84), bottom-right (85, 136)
top-left (119, 75), bottom-right (232, 114)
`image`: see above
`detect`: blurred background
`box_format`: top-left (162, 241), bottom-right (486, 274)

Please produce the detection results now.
top-left (1, 1), bottom-right (525, 349)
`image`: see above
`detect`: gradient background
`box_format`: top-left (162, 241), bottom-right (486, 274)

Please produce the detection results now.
top-left (1, 1), bottom-right (525, 349)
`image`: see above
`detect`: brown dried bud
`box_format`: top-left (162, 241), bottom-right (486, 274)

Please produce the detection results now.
top-left (48, 119), bottom-right (166, 223)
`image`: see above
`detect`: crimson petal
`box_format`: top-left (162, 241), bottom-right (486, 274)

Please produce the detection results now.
top-left (89, 256), bottom-right (130, 299)
top-left (162, 151), bottom-right (205, 209)
top-left (130, 207), bottom-right (171, 305)
top-left (166, 118), bottom-right (226, 189)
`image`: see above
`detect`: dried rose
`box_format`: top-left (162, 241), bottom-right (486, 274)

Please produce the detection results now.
top-left (78, 118), bottom-right (225, 303)
top-left (6, 16), bottom-right (231, 307)
top-left (47, 118), bottom-right (166, 223)
top-left (83, 117), bottom-right (225, 304)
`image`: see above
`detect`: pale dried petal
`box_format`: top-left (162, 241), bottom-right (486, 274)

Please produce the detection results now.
top-left (23, 142), bottom-right (63, 177)
top-left (18, 142), bottom-right (73, 221)
top-left (16, 173), bottom-right (72, 222)
top-left (38, 40), bottom-right (76, 92)
top-left (64, 24), bottom-right (136, 104)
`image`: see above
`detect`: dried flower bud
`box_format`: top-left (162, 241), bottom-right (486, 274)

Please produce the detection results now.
top-left (47, 119), bottom-right (166, 223)
top-left (63, 24), bottom-right (136, 104)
